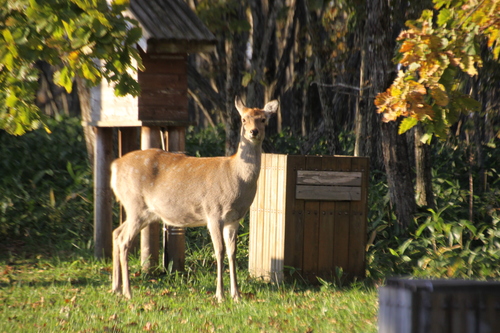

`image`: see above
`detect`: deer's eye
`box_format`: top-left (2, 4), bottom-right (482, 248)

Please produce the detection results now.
top-left (261, 118), bottom-right (266, 123)
top-left (242, 118), bottom-right (247, 123)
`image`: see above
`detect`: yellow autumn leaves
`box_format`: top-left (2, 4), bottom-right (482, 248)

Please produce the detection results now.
top-left (375, 0), bottom-right (500, 136)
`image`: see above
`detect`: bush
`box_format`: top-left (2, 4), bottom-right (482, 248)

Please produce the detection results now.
top-left (366, 139), bottom-right (500, 281)
top-left (0, 116), bottom-right (93, 252)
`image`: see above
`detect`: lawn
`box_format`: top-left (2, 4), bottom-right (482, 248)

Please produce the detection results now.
top-left (0, 251), bottom-right (378, 332)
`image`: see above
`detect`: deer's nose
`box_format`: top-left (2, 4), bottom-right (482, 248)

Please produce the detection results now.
top-left (250, 129), bottom-right (259, 137)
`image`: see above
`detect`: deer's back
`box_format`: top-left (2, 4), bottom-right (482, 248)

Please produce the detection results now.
top-left (111, 149), bottom-right (258, 226)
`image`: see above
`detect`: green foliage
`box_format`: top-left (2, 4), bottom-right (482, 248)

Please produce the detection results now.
top-left (0, 116), bottom-right (93, 250)
top-left (269, 127), bottom-right (355, 155)
top-left (185, 124), bottom-right (226, 157)
top-left (366, 139), bottom-right (500, 281)
top-left (195, 0), bottom-right (250, 35)
top-left (0, 0), bottom-right (143, 135)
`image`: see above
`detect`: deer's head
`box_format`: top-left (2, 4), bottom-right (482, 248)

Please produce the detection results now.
top-left (235, 97), bottom-right (279, 144)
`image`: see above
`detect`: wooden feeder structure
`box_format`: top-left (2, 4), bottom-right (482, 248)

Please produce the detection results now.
top-left (379, 278), bottom-right (500, 333)
top-left (87, 0), bottom-right (216, 272)
top-left (249, 154), bottom-right (369, 283)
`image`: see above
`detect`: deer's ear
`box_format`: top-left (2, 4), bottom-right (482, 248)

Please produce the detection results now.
top-left (264, 100), bottom-right (279, 114)
top-left (235, 96), bottom-right (246, 116)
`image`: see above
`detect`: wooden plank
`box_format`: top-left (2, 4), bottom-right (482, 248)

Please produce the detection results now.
top-left (138, 107), bottom-right (189, 122)
top-left (250, 154), bottom-right (266, 278)
top-left (164, 127), bottom-right (186, 272)
top-left (263, 153), bottom-right (275, 280)
top-left (348, 157), bottom-right (369, 277)
top-left (332, 157), bottom-right (351, 278)
top-left (274, 154), bottom-right (286, 282)
top-left (269, 154), bottom-right (279, 282)
top-left (248, 151), bottom-right (259, 277)
top-left (141, 51), bottom-right (187, 75)
top-left (283, 155), bottom-right (305, 275)
top-left (118, 127), bottom-right (140, 253)
top-left (297, 170), bottom-right (362, 186)
top-left (295, 185), bottom-right (361, 201)
top-left (139, 93), bottom-right (187, 107)
top-left (302, 156), bottom-right (322, 282)
top-left (318, 156), bottom-right (336, 279)
top-left (138, 73), bottom-right (187, 89)
top-left (140, 126), bottom-right (162, 273)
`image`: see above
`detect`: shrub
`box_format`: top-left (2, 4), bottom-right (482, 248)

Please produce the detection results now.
top-left (0, 116), bottom-right (93, 251)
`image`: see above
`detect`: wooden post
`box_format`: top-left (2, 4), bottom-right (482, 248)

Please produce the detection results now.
top-left (140, 126), bottom-right (162, 273)
top-left (118, 127), bottom-right (139, 224)
top-left (163, 126), bottom-right (186, 272)
top-left (118, 127), bottom-right (140, 253)
top-left (94, 127), bottom-right (113, 259)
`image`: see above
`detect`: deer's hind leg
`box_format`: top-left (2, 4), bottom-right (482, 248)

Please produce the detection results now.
top-left (113, 211), bottom-right (145, 299)
top-left (112, 223), bottom-right (127, 294)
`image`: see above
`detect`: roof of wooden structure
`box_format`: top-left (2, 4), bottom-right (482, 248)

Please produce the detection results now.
top-left (128, 0), bottom-right (216, 54)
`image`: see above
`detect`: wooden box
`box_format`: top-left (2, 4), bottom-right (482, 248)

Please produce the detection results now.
top-left (379, 278), bottom-right (500, 333)
top-left (249, 154), bottom-right (369, 283)
top-left (90, 51), bottom-right (188, 126)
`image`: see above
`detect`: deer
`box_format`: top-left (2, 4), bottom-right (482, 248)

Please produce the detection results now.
top-left (110, 97), bottom-right (279, 302)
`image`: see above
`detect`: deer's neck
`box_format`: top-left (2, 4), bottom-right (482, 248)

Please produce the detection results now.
top-left (232, 137), bottom-right (262, 183)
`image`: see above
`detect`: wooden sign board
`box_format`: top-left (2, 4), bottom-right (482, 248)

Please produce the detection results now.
top-left (296, 170), bottom-right (362, 201)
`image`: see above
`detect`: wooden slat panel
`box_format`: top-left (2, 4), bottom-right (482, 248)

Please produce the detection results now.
top-left (318, 157), bottom-right (336, 278)
top-left (295, 185), bottom-right (361, 201)
top-left (250, 153), bottom-right (267, 278)
top-left (267, 154), bottom-right (279, 281)
top-left (141, 52), bottom-right (187, 75)
top-left (138, 73), bottom-right (187, 89)
top-left (138, 107), bottom-right (189, 121)
top-left (297, 170), bottom-right (362, 186)
top-left (248, 154), bottom-right (259, 277)
top-left (274, 154), bottom-right (286, 282)
top-left (348, 157), bottom-right (369, 277)
top-left (262, 153), bottom-right (274, 280)
top-left (333, 157), bottom-right (351, 277)
top-left (139, 93), bottom-right (187, 107)
top-left (283, 155), bottom-right (305, 274)
top-left (302, 156), bottom-right (322, 282)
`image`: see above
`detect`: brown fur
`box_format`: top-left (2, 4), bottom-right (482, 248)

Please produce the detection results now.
top-left (111, 97), bottom-right (279, 301)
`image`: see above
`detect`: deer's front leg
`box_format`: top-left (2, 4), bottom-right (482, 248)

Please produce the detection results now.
top-left (208, 219), bottom-right (225, 302)
top-left (224, 221), bottom-right (241, 302)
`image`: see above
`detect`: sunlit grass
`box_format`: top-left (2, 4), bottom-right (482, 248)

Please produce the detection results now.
top-left (0, 252), bottom-right (377, 332)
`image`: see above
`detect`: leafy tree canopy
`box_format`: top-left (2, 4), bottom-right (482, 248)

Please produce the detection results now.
top-left (375, 0), bottom-right (500, 140)
top-left (0, 0), bottom-right (143, 135)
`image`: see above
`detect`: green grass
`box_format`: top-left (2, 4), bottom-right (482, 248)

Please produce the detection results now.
top-left (0, 251), bottom-right (378, 333)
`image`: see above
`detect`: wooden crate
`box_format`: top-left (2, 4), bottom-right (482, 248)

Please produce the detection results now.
top-left (379, 278), bottom-right (500, 333)
top-left (249, 154), bottom-right (369, 283)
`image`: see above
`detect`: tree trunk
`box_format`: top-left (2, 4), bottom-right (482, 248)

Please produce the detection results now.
top-left (76, 77), bottom-right (95, 168)
top-left (414, 125), bottom-right (435, 209)
top-left (223, 24), bottom-right (247, 156)
top-left (365, 0), bottom-right (416, 231)
top-left (354, 31), bottom-right (368, 157)
top-left (381, 121), bottom-right (416, 230)
top-left (304, 1), bottom-right (337, 155)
